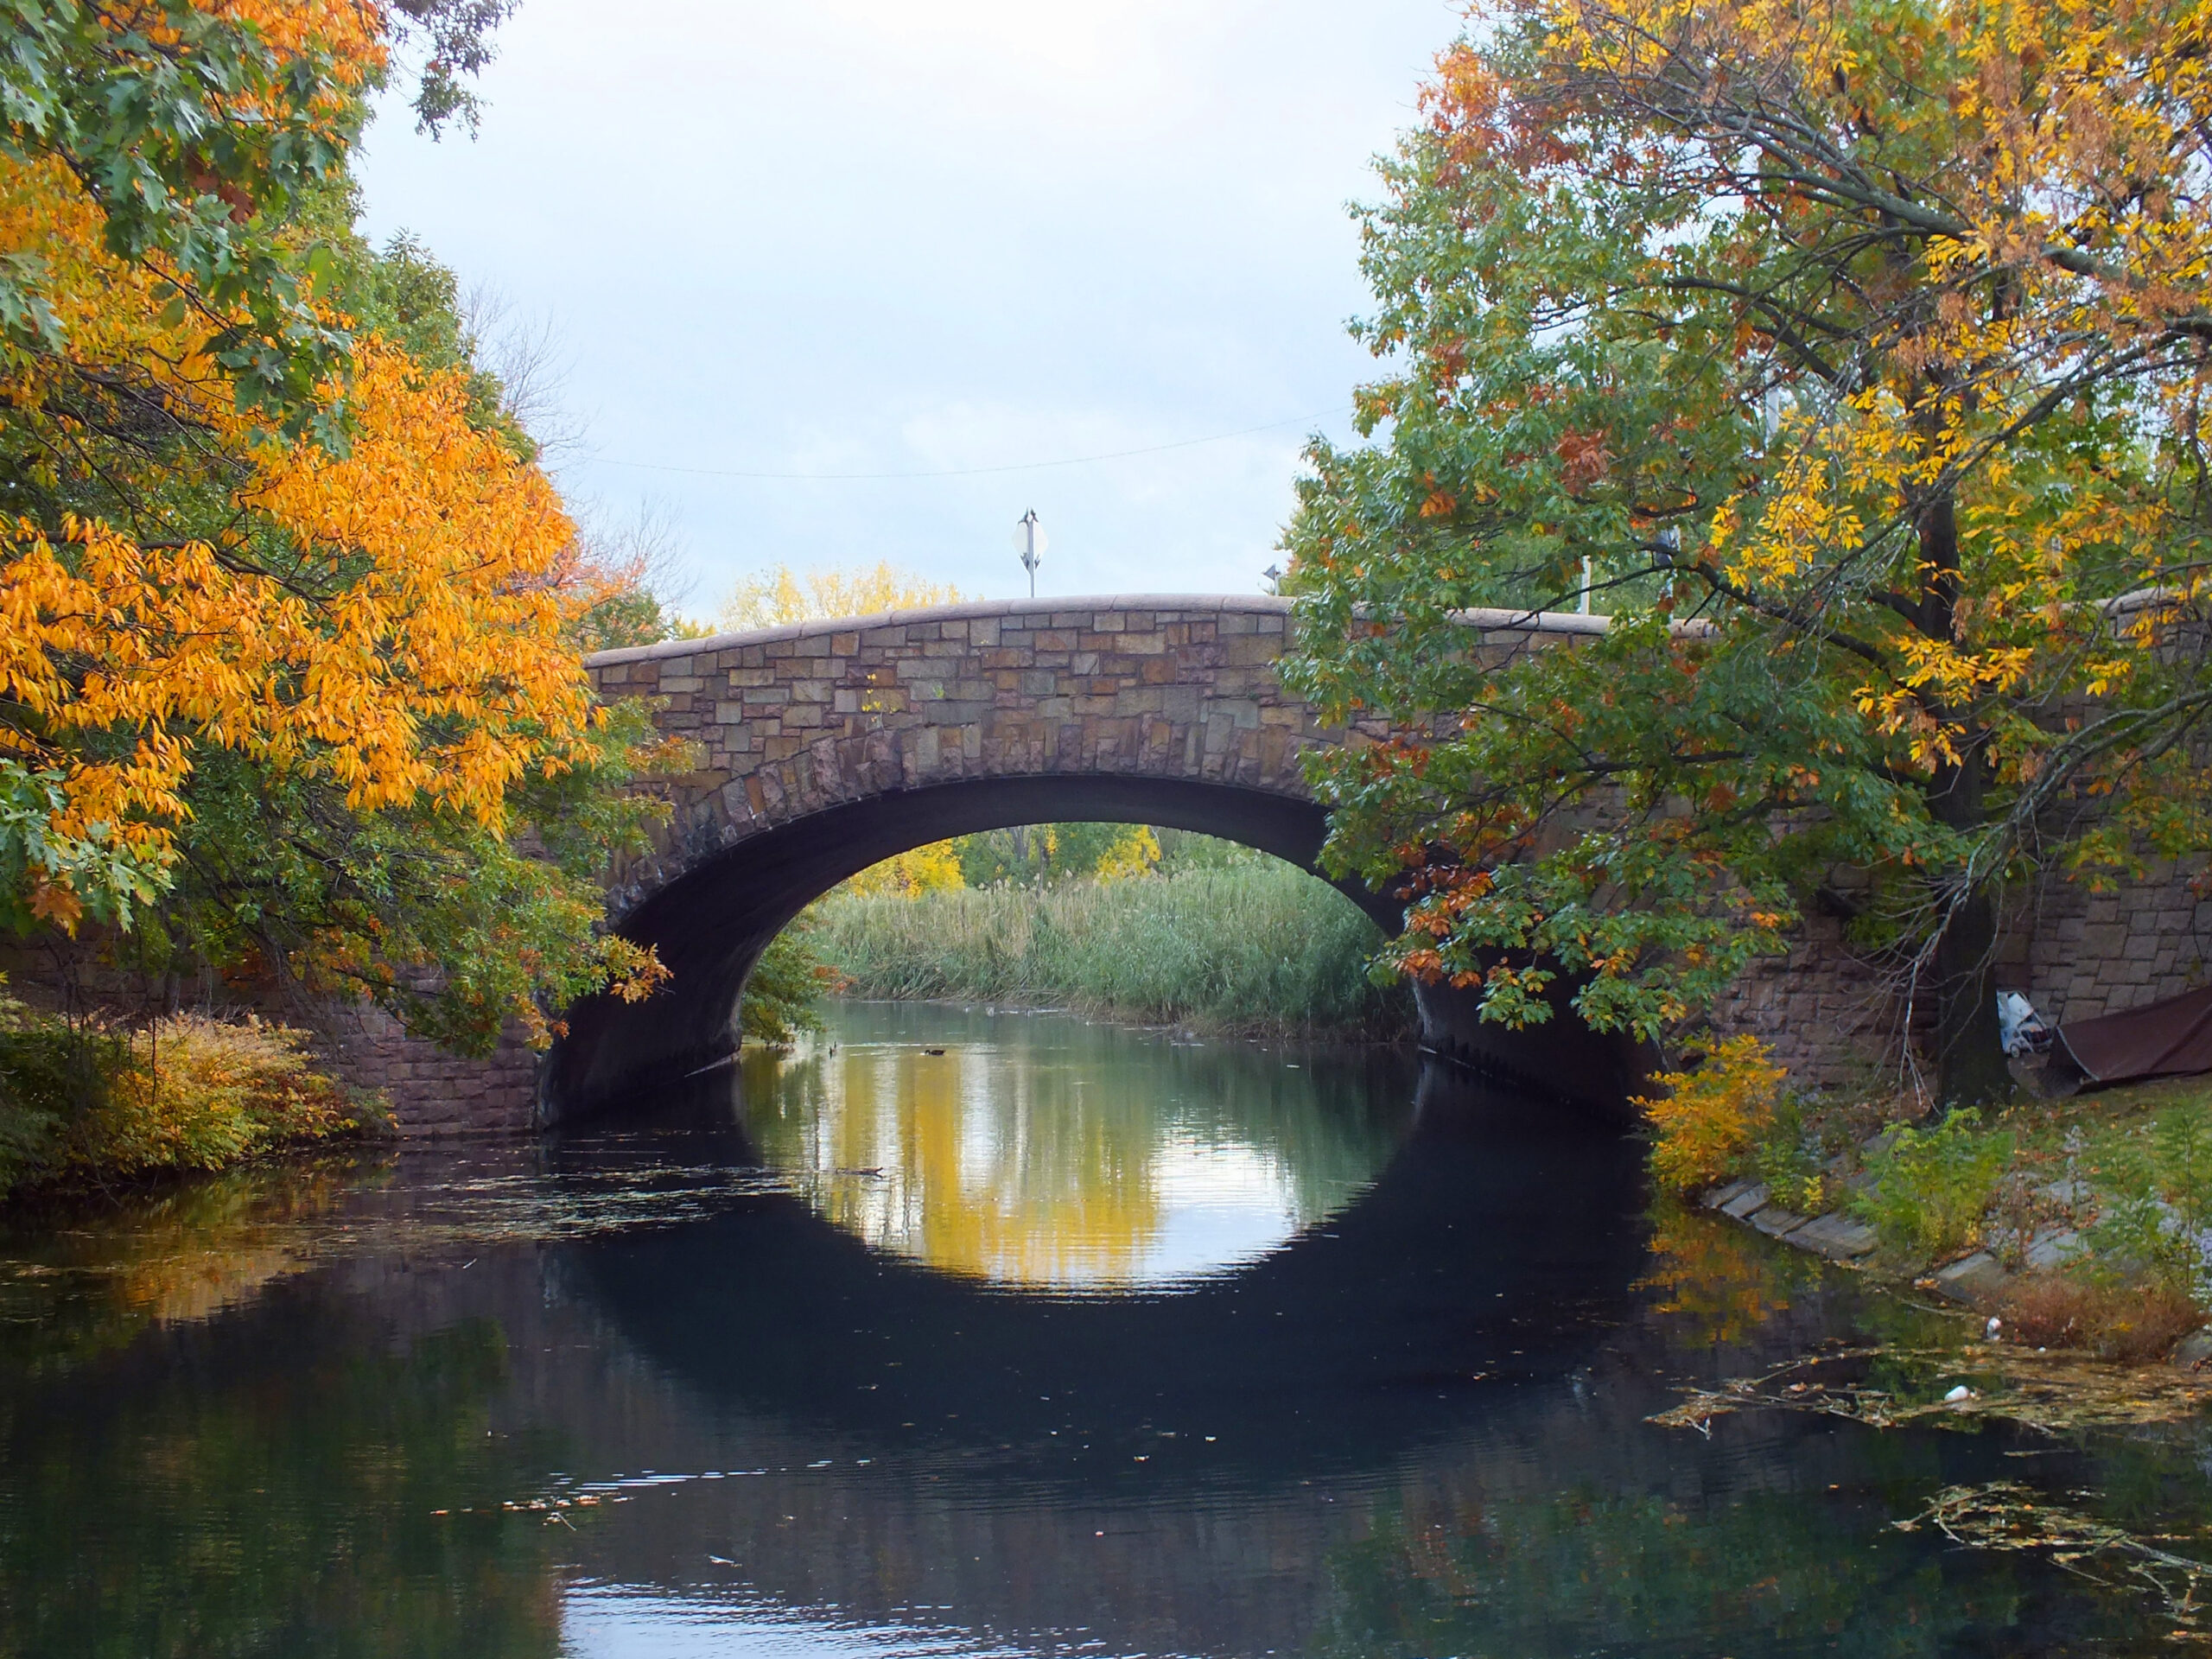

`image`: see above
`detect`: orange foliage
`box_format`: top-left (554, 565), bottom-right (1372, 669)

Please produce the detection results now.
top-left (0, 141), bottom-right (601, 901)
top-left (1635, 1034), bottom-right (1789, 1196)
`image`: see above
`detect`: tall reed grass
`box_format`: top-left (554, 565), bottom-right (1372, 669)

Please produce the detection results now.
top-left (804, 861), bottom-right (1408, 1039)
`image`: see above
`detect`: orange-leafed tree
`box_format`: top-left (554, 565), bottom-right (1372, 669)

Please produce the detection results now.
top-left (0, 2), bottom-right (672, 1051)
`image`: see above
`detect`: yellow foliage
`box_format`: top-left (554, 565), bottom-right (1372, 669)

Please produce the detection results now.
top-left (1541, 0), bottom-right (2212, 779)
top-left (1635, 1034), bottom-right (1789, 1197)
top-left (845, 840), bottom-right (967, 899)
top-left (86, 1015), bottom-right (364, 1176)
top-left (721, 562), bottom-right (965, 630)
top-left (1091, 824), bottom-right (1162, 882)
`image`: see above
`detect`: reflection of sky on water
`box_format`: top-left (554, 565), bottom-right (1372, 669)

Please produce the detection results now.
top-left (741, 1003), bottom-right (1400, 1291)
top-left (562, 1585), bottom-right (1022, 1659)
top-left (1140, 1135), bottom-right (1300, 1284)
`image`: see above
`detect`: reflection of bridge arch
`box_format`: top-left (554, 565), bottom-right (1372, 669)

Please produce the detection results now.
top-left (541, 1064), bottom-right (1961, 1659)
top-left (561, 1060), bottom-right (1649, 1477)
top-left (554, 597), bottom-right (1637, 1120)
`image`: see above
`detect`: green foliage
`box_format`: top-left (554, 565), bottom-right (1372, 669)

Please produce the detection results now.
top-left (1154, 829), bottom-right (1269, 874)
top-left (0, 2), bottom-right (512, 440)
top-left (0, 1007), bottom-right (120, 1196)
top-left (384, 0), bottom-right (522, 137)
top-left (808, 860), bottom-right (1408, 1038)
top-left (122, 698), bottom-right (668, 1058)
top-left (1849, 1112), bottom-right (2012, 1262)
top-left (0, 998), bottom-right (371, 1200)
top-left (1278, 0), bottom-right (2212, 1105)
top-left (1750, 1095), bottom-right (1829, 1217)
top-left (0, 760), bottom-right (168, 932)
top-left (739, 920), bottom-right (834, 1048)
top-left (2075, 1106), bottom-right (2212, 1301)
top-left (0, 0), bottom-right (353, 434)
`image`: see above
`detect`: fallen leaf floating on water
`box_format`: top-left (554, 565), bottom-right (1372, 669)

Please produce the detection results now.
top-left (1904, 1483), bottom-right (2212, 1633)
top-left (1649, 1343), bottom-right (2212, 1435)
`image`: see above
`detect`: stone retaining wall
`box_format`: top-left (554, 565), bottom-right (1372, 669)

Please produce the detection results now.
top-left (1710, 861), bottom-right (2212, 1097)
top-left (324, 1001), bottom-right (541, 1138)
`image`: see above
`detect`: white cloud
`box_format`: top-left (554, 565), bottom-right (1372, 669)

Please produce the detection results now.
top-left (354, 0), bottom-right (1461, 613)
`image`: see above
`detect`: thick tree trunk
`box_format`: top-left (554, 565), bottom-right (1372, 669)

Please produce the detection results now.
top-left (1916, 485), bottom-right (2012, 1109)
top-left (1929, 880), bottom-right (2011, 1108)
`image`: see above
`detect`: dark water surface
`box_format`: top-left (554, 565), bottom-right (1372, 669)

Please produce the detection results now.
top-left (3, 1001), bottom-right (2209, 1656)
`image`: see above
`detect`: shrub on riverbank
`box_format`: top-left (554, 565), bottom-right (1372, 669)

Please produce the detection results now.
top-left (1999, 1273), bottom-right (2203, 1364)
top-left (1640, 1038), bottom-right (2212, 1358)
top-left (804, 860), bottom-right (1409, 1039)
top-left (1851, 1112), bottom-right (2014, 1262)
top-left (1638, 1036), bottom-right (1789, 1198)
top-left (0, 1004), bottom-right (375, 1199)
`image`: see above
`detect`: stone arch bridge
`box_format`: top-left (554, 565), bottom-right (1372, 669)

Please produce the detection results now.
top-left (547, 595), bottom-right (1635, 1122)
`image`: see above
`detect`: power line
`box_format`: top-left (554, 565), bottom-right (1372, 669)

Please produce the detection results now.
top-left (585, 408), bottom-right (1347, 482)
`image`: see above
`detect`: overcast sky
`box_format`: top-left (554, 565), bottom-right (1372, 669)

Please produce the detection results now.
top-left (353, 0), bottom-right (1465, 621)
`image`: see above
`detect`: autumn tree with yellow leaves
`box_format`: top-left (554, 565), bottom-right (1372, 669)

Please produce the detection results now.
top-left (0, 2), bottom-right (671, 1052)
top-left (1282, 0), bottom-right (2212, 1103)
top-left (719, 561), bottom-right (966, 632)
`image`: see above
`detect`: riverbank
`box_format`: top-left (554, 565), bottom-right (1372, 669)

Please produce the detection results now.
top-left (1647, 1044), bottom-right (2212, 1368)
top-left (0, 1003), bottom-right (383, 1205)
top-left (804, 861), bottom-right (1414, 1042)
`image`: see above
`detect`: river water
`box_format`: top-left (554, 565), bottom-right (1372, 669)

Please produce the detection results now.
top-left (3, 1001), bottom-right (2209, 1656)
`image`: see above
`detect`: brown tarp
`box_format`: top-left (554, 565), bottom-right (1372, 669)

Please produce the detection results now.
top-left (2055, 984), bottom-right (2212, 1086)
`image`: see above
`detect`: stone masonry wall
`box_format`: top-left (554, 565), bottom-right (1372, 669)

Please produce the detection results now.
top-left (1709, 861), bottom-right (2212, 1097)
top-left (584, 595), bottom-right (1598, 919)
top-left (2012, 858), bottom-right (2212, 1027)
top-left (323, 1001), bottom-right (542, 1138)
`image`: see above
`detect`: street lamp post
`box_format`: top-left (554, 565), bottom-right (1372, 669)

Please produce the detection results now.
top-left (1013, 510), bottom-right (1045, 597)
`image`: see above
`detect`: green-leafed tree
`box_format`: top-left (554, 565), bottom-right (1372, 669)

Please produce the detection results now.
top-left (1281, 0), bottom-right (2212, 1103)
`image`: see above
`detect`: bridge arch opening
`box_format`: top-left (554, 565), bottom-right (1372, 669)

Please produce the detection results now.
top-left (544, 773), bottom-right (1398, 1122)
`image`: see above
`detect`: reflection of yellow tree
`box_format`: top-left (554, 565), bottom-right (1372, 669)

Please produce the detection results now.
top-left (798, 1049), bottom-right (1162, 1285)
top-left (1637, 1202), bottom-right (1815, 1350)
top-left (743, 1013), bottom-right (1410, 1287)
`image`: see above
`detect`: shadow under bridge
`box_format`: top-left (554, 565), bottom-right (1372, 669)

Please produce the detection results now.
top-left (543, 774), bottom-right (1387, 1122)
